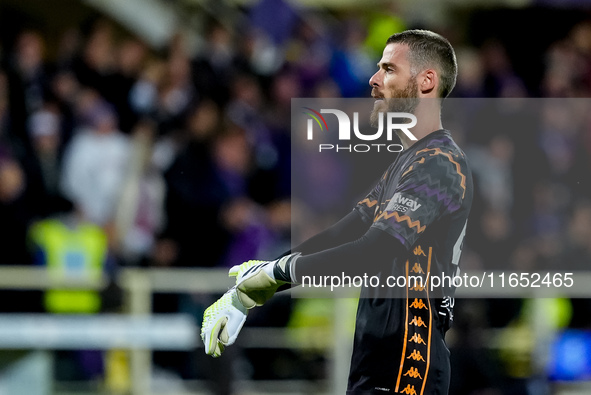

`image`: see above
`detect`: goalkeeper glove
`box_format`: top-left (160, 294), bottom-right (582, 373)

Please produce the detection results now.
top-left (229, 253), bottom-right (300, 309)
top-left (201, 286), bottom-right (248, 357)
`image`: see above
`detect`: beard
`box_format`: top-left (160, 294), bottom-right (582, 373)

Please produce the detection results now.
top-left (370, 77), bottom-right (419, 127)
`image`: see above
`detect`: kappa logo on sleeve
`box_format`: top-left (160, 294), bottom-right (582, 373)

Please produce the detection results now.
top-left (399, 384), bottom-right (418, 394)
top-left (386, 193), bottom-right (422, 213)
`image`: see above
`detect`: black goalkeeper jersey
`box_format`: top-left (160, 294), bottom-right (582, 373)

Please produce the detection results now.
top-left (348, 129), bottom-right (473, 395)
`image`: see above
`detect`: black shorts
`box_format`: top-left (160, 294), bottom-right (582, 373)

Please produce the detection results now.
top-left (347, 330), bottom-right (451, 395)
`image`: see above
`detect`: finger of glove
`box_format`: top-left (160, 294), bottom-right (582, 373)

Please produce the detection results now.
top-left (228, 265), bottom-right (240, 277)
top-left (203, 316), bottom-right (228, 356)
top-left (235, 287), bottom-right (257, 309)
top-left (236, 270), bottom-right (278, 308)
top-left (219, 307), bottom-right (247, 345)
top-left (212, 341), bottom-right (224, 358)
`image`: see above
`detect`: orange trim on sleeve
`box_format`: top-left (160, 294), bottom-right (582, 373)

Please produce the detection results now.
top-left (402, 157), bottom-right (425, 178)
top-left (358, 198), bottom-right (378, 208)
top-left (415, 147), bottom-right (466, 198)
top-left (374, 211), bottom-right (426, 233)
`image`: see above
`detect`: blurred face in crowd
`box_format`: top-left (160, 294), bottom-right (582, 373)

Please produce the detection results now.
top-left (118, 39), bottom-right (146, 76)
top-left (17, 31), bottom-right (44, 76)
top-left (369, 43), bottom-right (420, 124)
top-left (29, 109), bottom-right (61, 155)
top-left (84, 22), bottom-right (114, 71)
top-left (95, 112), bottom-right (117, 134)
top-left (0, 161), bottom-right (25, 203)
top-left (214, 128), bottom-right (250, 175)
top-left (34, 134), bottom-right (60, 155)
top-left (52, 71), bottom-right (79, 103)
top-left (188, 100), bottom-right (220, 140)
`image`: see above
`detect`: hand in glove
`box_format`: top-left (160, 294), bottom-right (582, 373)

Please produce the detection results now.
top-left (229, 253), bottom-right (300, 309)
top-left (201, 286), bottom-right (248, 357)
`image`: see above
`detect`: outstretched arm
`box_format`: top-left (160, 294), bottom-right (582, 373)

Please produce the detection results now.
top-left (228, 227), bottom-right (405, 309)
top-left (200, 209), bottom-right (374, 356)
top-left (289, 227), bottom-right (404, 282)
top-left (290, 209), bottom-right (371, 255)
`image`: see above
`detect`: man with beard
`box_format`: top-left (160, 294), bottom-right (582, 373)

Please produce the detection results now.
top-left (202, 30), bottom-right (473, 395)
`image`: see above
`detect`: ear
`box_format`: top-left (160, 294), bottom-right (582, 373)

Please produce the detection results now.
top-left (418, 69), bottom-right (437, 96)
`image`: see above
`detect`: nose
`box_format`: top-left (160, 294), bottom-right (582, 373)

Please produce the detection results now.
top-left (369, 70), bottom-right (380, 88)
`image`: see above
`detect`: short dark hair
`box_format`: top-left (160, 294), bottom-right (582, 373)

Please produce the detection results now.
top-left (387, 30), bottom-right (457, 98)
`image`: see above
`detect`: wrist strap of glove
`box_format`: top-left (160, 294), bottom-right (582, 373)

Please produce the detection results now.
top-left (272, 253), bottom-right (301, 283)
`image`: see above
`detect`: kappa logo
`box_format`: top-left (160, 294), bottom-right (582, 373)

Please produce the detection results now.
top-left (403, 367), bottom-right (423, 379)
top-left (409, 298), bottom-right (427, 310)
top-left (410, 263), bottom-right (424, 274)
top-left (406, 349), bottom-right (426, 362)
top-left (409, 316), bottom-right (427, 327)
top-left (386, 193), bottom-right (422, 213)
top-left (399, 384), bottom-right (418, 395)
top-left (413, 246), bottom-right (426, 256)
top-left (409, 333), bottom-right (427, 345)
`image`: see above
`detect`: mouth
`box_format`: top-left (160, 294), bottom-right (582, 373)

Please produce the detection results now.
top-left (371, 89), bottom-right (384, 100)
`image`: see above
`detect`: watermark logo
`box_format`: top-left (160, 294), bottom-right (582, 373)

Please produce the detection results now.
top-left (302, 107), bottom-right (417, 153)
top-left (302, 107), bottom-right (329, 137)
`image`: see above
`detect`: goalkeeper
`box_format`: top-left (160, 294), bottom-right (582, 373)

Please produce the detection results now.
top-left (202, 29), bottom-right (473, 395)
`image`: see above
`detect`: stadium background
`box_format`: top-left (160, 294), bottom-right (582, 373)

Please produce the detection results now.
top-left (0, 0), bottom-right (591, 394)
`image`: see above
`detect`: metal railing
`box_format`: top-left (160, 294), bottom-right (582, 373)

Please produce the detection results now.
top-left (0, 266), bottom-right (353, 395)
top-left (3, 266), bottom-right (590, 394)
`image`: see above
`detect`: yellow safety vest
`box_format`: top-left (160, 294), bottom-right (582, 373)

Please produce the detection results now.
top-left (28, 218), bottom-right (107, 314)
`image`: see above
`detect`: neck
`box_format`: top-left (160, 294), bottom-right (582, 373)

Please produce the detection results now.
top-left (397, 99), bottom-right (443, 149)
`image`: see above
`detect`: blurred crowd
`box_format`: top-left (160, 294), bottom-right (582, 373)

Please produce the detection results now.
top-left (1, 2), bottom-right (591, 394)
